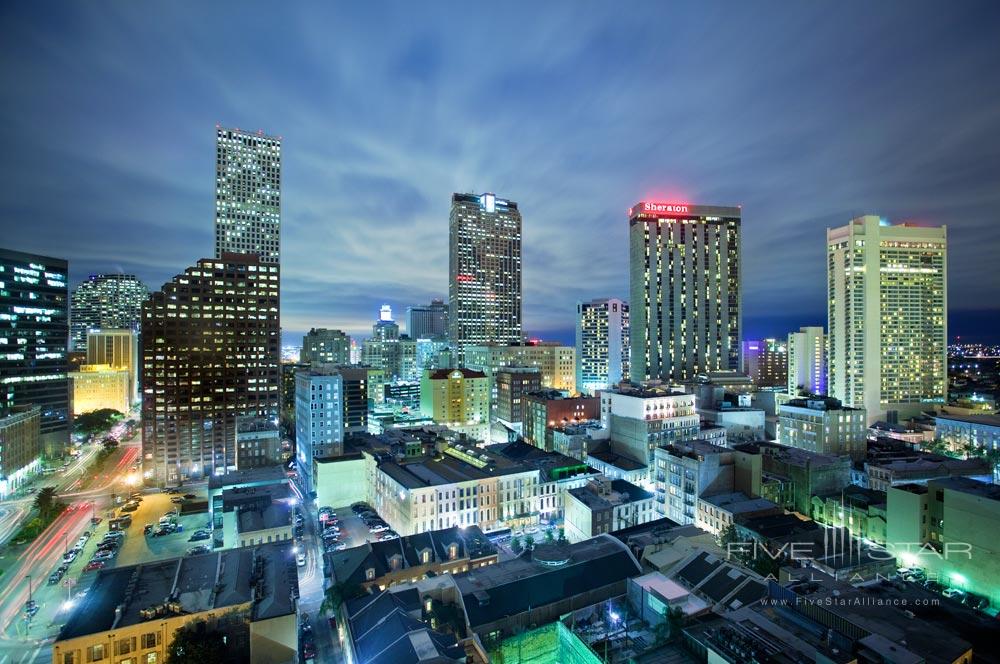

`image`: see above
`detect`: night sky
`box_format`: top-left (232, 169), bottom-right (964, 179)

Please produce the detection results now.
top-left (2, 2), bottom-right (999, 346)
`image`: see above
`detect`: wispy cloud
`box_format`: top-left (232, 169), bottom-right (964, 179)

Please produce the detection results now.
top-left (1, 1), bottom-right (998, 343)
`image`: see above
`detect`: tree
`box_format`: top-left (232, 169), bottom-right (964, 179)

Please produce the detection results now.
top-left (544, 528), bottom-right (555, 543)
top-left (510, 536), bottom-right (523, 553)
top-left (165, 621), bottom-right (231, 664)
top-left (73, 409), bottom-right (125, 437)
top-left (524, 535), bottom-right (535, 551)
top-left (34, 487), bottom-right (61, 519)
top-left (102, 437), bottom-right (120, 452)
top-left (557, 527), bottom-right (567, 544)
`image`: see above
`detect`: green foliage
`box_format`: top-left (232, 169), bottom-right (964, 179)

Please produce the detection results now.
top-left (73, 409), bottom-right (125, 436)
top-left (524, 535), bottom-right (535, 551)
top-left (510, 536), bottom-right (523, 553)
top-left (102, 437), bottom-right (120, 452)
top-left (165, 621), bottom-right (231, 664)
top-left (556, 527), bottom-right (567, 544)
top-left (34, 487), bottom-right (61, 519)
top-left (544, 528), bottom-right (554, 543)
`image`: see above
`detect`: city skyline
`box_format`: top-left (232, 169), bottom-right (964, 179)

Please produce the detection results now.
top-left (2, 3), bottom-right (1000, 346)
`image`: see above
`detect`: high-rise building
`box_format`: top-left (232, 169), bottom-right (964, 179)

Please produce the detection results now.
top-left (448, 193), bottom-right (522, 360)
top-left (741, 338), bottom-right (787, 388)
top-left (628, 201), bottom-right (741, 383)
top-left (295, 368), bottom-right (344, 494)
top-left (0, 405), bottom-right (42, 498)
top-left (419, 368), bottom-right (490, 442)
top-left (576, 298), bottom-right (629, 395)
top-left (787, 326), bottom-right (826, 396)
top-left (372, 304), bottom-right (400, 341)
top-left (86, 328), bottom-right (139, 406)
top-left (69, 274), bottom-right (147, 351)
top-left (214, 127), bottom-right (281, 263)
top-left (827, 216), bottom-right (947, 422)
top-left (407, 299), bottom-right (449, 340)
top-left (141, 254), bottom-right (280, 485)
top-left (300, 328), bottom-right (351, 365)
top-left (0, 248), bottom-right (70, 453)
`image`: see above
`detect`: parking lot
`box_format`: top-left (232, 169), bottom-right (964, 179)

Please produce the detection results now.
top-left (316, 504), bottom-right (396, 554)
top-left (102, 488), bottom-right (212, 569)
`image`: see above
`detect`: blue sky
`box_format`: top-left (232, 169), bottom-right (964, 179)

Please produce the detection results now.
top-left (2, 2), bottom-right (999, 345)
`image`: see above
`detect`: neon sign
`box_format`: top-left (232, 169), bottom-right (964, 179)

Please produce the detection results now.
top-left (640, 202), bottom-right (689, 214)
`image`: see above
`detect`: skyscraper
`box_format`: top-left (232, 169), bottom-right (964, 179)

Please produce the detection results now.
top-left (576, 298), bottom-right (630, 395)
top-left (449, 192), bottom-right (522, 360)
top-left (406, 299), bottom-right (449, 340)
top-left (787, 326), bottom-right (826, 396)
top-left (0, 248), bottom-right (70, 453)
top-left (69, 274), bottom-right (148, 350)
top-left (141, 254), bottom-right (280, 485)
top-left (827, 216), bottom-right (947, 422)
top-left (300, 328), bottom-right (351, 365)
top-left (628, 202), bottom-right (742, 383)
top-left (214, 127), bottom-right (281, 263)
top-left (742, 338), bottom-right (787, 388)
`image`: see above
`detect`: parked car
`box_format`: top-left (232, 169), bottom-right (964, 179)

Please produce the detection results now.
top-left (963, 592), bottom-right (988, 610)
top-left (48, 571), bottom-right (63, 585)
top-left (183, 493), bottom-right (196, 500)
top-left (942, 588), bottom-right (966, 600)
top-left (923, 580), bottom-right (945, 593)
top-left (369, 524), bottom-right (389, 534)
top-left (297, 553), bottom-right (306, 567)
top-left (62, 551), bottom-right (76, 563)
top-left (93, 550), bottom-right (115, 561)
top-left (188, 531), bottom-right (210, 542)
top-left (170, 496), bottom-right (185, 504)
top-left (144, 524), bottom-right (154, 535)
top-left (84, 560), bottom-right (106, 572)
top-left (186, 545), bottom-right (211, 557)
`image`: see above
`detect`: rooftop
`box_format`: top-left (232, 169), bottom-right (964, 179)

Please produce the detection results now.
top-left (208, 465), bottom-right (288, 490)
top-left (603, 382), bottom-right (688, 399)
top-left (930, 475), bottom-right (1000, 500)
top-left (58, 542), bottom-right (298, 642)
top-left (782, 396), bottom-right (860, 412)
top-left (587, 444), bottom-right (648, 471)
top-left (377, 443), bottom-right (532, 489)
top-left (700, 492), bottom-right (779, 515)
top-left (426, 367), bottom-right (486, 380)
top-left (487, 440), bottom-right (597, 482)
top-left (345, 589), bottom-right (464, 664)
top-left (237, 500), bottom-right (292, 533)
top-left (568, 479), bottom-right (654, 510)
top-left (934, 412), bottom-right (1000, 427)
top-left (454, 534), bottom-right (641, 629)
top-left (661, 439), bottom-right (732, 460)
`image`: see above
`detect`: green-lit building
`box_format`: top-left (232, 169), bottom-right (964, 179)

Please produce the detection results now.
top-left (886, 477), bottom-right (1000, 605)
top-left (811, 486), bottom-right (887, 545)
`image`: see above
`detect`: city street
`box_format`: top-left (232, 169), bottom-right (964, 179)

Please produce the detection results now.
top-left (0, 435), bottom-right (141, 664)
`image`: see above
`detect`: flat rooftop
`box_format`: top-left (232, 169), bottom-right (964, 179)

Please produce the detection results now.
top-left (931, 475), bottom-right (1000, 500)
top-left (700, 492), bottom-right (778, 514)
top-left (377, 443), bottom-right (531, 489)
top-left (238, 500), bottom-right (292, 533)
top-left (934, 413), bottom-right (1000, 427)
top-left (209, 465), bottom-right (288, 490)
top-left (58, 541), bottom-right (297, 641)
top-left (661, 439), bottom-right (731, 459)
top-left (588, 446), bottom-right (648, 471)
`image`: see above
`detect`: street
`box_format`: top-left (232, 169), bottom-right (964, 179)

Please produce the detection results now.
top-left (0, 431), bottom-right (141, 664)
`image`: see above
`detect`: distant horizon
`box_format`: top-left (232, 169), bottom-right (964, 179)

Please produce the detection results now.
top-left (278, 308), bottom-right (1000, 349)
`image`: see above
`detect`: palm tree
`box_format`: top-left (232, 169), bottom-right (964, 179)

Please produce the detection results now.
top-left (33, 487), bottom-right (59, 518)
